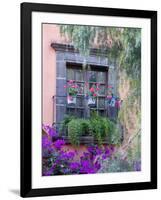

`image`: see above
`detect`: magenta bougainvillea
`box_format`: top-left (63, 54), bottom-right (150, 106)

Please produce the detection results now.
top-left (42, 125), bottom-right (114, 176)
top-left (42, 124), bottom-right (141, 175)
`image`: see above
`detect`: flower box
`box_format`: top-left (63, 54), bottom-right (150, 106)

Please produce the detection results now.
top-left (88, 97), bottom-right (96, 106)
top-left (67, 95), bottom-right (76, 104)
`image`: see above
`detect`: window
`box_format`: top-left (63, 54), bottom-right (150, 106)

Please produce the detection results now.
top-left (66, 63), bottom-right (108, 118)
top-left (51, 43), bottom-right (112, 138)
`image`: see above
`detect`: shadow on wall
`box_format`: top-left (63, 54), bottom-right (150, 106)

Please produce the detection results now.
top-left (9, 189), bottom-right (19, 196)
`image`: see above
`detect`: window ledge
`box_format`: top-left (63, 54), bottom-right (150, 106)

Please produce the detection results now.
top-left (60, 136), bottom-right (109, 145)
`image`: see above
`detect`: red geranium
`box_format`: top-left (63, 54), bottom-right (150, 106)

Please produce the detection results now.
top-left (90, 87), bottom-right (95, 93)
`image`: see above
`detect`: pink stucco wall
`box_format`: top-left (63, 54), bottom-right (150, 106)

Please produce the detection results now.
top-left (43, 24), bottom-right (67, 126)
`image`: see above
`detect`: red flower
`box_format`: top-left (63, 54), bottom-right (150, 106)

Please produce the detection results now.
top-left (90, 87), bottom-right (95, 93)
top-left (93, 93), bottom-right (97, 97)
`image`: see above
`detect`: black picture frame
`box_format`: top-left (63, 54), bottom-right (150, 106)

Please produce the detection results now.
top-left (21, 2), bottom-right (157, 197)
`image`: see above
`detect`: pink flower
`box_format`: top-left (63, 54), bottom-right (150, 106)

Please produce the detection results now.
top-left (107, 95), bottom-right (112, 99)
top-left (108, 85), bottom-right (113, 88)
top-left (69, 80), bottom-right (74, 83)
top-left (93, 93), bottom-right (97, 97)
top-left (64, 85), bottom-right (67, 88)
top-left (115, 100), bottom-right (121, 109)
top-left (90, 87), bottom-right (95, 93)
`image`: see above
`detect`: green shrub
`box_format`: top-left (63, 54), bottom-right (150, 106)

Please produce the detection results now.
top-left (68, 119), bottom-right (82, 146)
top-left (59, 115), bottom-right (75, 134)
top-left (79, 119), bottom-right (92, 136)
top-left (90, 117), bottom-right (105, 145)
top-left (90, 112), bottom-right (119, 145)
top-left (60, 112), bottom-right (121, 146)
top-left (67, 118), bottom-right (92, 145)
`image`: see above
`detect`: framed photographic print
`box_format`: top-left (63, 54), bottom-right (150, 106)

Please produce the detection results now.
top-left (21, 2), bottom-right (157, 197)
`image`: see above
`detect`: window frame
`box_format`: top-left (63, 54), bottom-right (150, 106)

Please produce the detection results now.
top-left (66, 62), bottom-right (109, 119)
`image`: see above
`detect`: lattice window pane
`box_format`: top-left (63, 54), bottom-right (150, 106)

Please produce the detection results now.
top-left (66, 65), bottom-right (108, 121)
top-left (77, 83), bottom-right (84, 94)
top-left (76, 97), bottom-right (84, 107)
top-left (76, 109), bottom-right (84, 118)
top-left (76, 70), bottom-right (84, 81)
top-left (98, 85), bottom-right (106, 95)
top-left (67, 108), bottom-right (75, 116)
top-left (67, 68), bottom-right (75, 80)
top-left (98, 110), bottom-right (106, 117)
top-left (88, 71), bottom-right (97, 82)
top-left (98, 97), bottom-right (105, 108)
top-left (97, 72), bottom-right (106, 83)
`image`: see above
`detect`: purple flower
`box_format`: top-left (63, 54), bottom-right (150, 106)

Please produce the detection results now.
top-left (105, 148), bottom-right (111, 156)
top-left (110, 145), bottom-right (115, 152)
top-left (80, 159), bottom-right (97, 174)
top-left (102, 154), bottom-right (107, 160)
top-left (96, 147), bottom-right (102, 155)
top-left (83, 152), bottom-right (90, 158)
top-left (133, 160), bottom-right (141, 171)
top-left (43, 170), bottom-right (52, 176)
top-left (70, 162), bottom-right (80, 170)
top-left (88, 145), bottom-right (104, 156)
top-left (87, 145), bottom-right (95, 153)
top-left (94, 161), bottom-right (101, 170)
top-left (42, 133), bottom-right (117, 176)
top-left (42, 135), bottom-right (52, 149)
top-left (43, 164), bottom-right (55, 176)
top-left (43, 124), bottom-right (58, 138)
top-left (67, 151), bottom-right (75, 159)
top-left (48, 128), bottom-right (58, 138)
top-left (55, 159), bottom-right (60, 164)
top-left (81, 160), bottom-right (90, 168)
top-left (84, 168), bottom-right (95, 174)
top-left (60, 151), bottom-right (75, 160)
top-left (61, 168), bottom-right (71, 174)
top-left (54, 139), bottom-right (65, 149)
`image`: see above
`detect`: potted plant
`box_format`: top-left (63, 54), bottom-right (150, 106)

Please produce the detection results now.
top-left (64, 80), bottom-right (79, 104)
top-left (87, 84), bottom-right (99, 107)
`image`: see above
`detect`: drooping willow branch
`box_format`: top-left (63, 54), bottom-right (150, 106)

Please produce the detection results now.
top-left (122, 129), bottom-right (141, 151)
